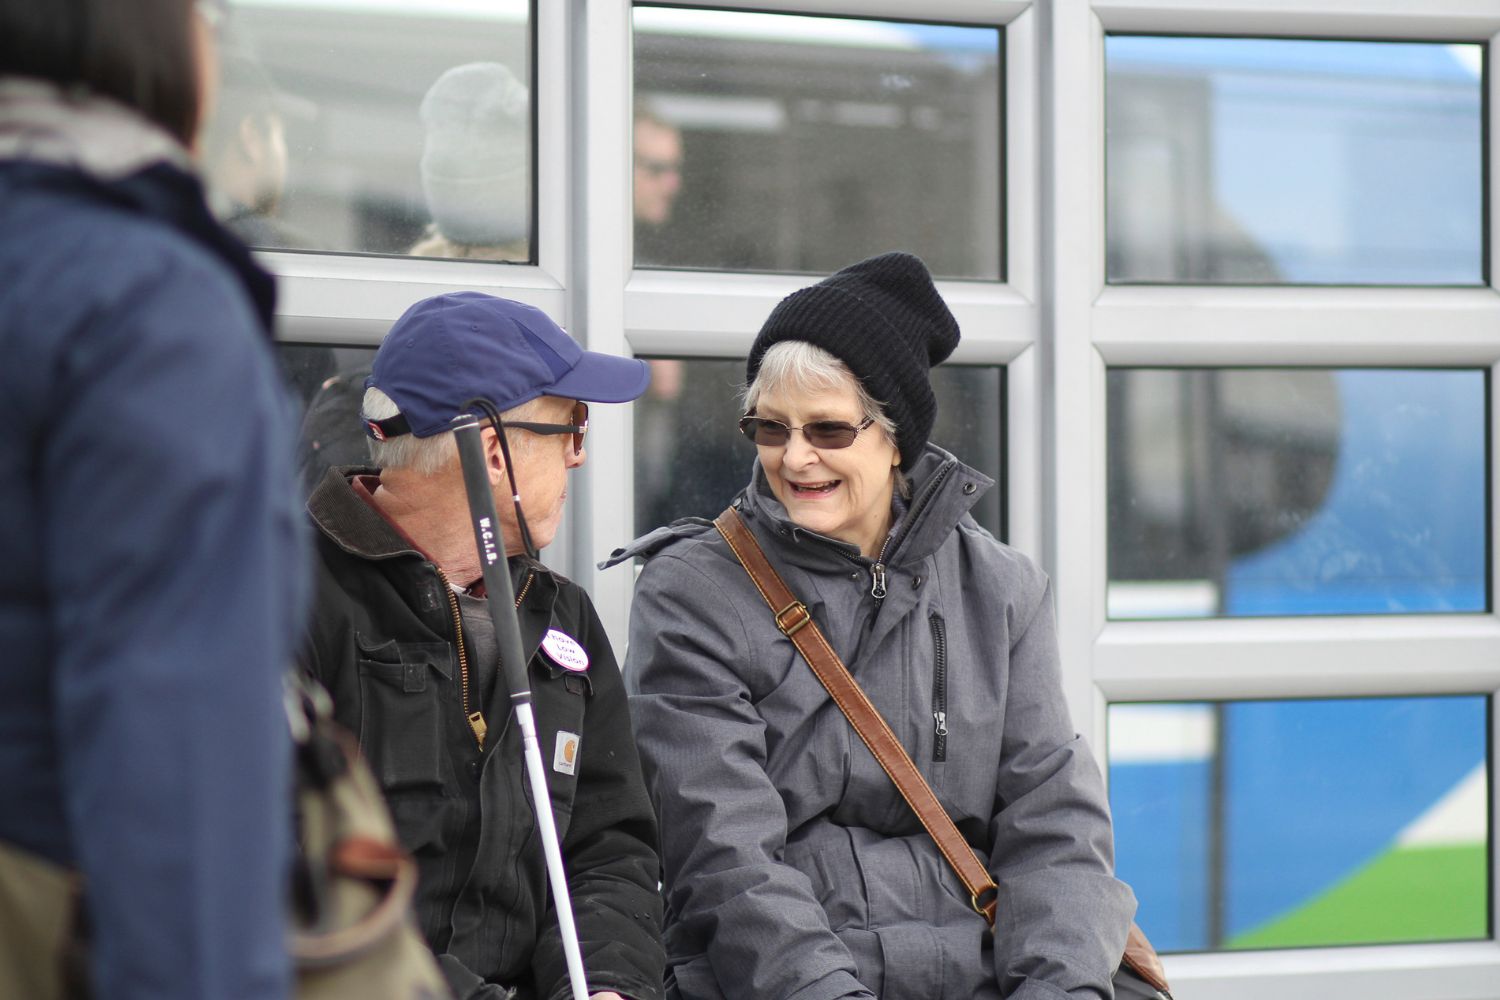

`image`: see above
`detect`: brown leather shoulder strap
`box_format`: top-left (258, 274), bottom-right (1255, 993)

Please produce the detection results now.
top-left (714, 507), bottom-right (998, 925)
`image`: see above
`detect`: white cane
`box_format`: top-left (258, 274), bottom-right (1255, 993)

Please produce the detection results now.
top-left (451, 409), bottom-right (591, 1000)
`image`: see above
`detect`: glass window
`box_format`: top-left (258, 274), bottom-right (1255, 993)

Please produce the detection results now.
top-left (634, 359), bottom-right (1004, 538)
top-left (1107, 369), bottom-right (1487, 619)
top-left (207, 1), bottom-right (533, 260)
top-left (1109, 696), bottom-right (1490, 952)
top-left (1106, 36), bottom-right (1484, 285)
top-left (633, 7), bottom-right (1002, 278)
top-left (278, 343), bottom-right (379, 496)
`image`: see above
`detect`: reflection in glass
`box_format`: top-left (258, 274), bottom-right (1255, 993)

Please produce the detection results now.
top-left (205, 1), bottom-right (532, 260)
top-left (1106, 36), bottom-right (1484, 285)
top-left (1109, 696), bottom-right (1490, 952)
top-left (277, 343), bottom-right (379, 496)
top-left (1107, 369), bottom-right (1486, 619)
top-left (633, 359), bottom-right (1004, 538)
top-left (633, 7), bottom-right (1002, 278)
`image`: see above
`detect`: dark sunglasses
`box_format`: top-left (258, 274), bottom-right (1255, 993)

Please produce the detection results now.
top-left (738, 414), bottom-right (875, 450)
top-left (504, 401), bottom-right (589, 455)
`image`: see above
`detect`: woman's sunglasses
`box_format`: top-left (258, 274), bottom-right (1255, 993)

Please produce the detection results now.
top-left (506, 401), bottom-right (590, 456)
top-left (738, 414), bottom-right (875, 450)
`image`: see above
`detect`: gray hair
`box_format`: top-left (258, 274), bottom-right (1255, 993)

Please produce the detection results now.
top-left (742, 341), bottom-right (897, 441)
top-left (361, 387), bottom-right (543, 475)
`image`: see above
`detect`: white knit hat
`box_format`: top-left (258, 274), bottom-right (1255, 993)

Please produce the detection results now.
top-left (419, 62), bottom-right (530, 247)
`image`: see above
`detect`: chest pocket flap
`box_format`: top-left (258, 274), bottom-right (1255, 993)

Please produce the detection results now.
top-left (355, 635), bottom-right (453, 791)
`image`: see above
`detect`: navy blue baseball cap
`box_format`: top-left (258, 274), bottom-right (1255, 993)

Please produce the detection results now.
top-left (365, 292), bottom-right (650, 439)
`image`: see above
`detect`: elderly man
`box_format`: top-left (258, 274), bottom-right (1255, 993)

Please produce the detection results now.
top-left (301, 291), bottom-right (664, 1000)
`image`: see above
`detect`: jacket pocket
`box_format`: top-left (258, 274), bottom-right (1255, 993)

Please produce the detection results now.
top-left (930, 613), bottom-right (949, 763)
top-left (532, 663), bottom-right (589, 820)
top-left (355, 635), bottom-right (451, 791)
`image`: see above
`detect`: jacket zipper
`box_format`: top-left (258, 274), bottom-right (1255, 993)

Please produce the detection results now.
top-left (436, 567), bottom-right (534, 751)
top-left (929, 613), bottom-right (948, 762)
top-left (871, 536), bottom-right (891, 600)
top-left (869, 462), bottom-right (956, 601)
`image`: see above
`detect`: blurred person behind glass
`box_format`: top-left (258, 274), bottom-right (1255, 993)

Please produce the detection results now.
top-left (202, 43), bottom-right (319, 250)
top-left (409, 61), bottom-right (530, 261)
top-left (0, 1), bottom-right (307, 997)
top-left (633, 100), bottom-right (682, 266)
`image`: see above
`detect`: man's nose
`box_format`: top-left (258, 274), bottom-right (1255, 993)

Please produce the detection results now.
top-left (567, 444), bottom-right (587, 469)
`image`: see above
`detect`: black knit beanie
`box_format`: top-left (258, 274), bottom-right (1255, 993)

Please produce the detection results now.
top-left (746, 251), bottom-right (960, 470)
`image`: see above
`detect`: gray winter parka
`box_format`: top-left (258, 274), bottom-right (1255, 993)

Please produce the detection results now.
top-left (610, 446), bottom-right (1136, 1000)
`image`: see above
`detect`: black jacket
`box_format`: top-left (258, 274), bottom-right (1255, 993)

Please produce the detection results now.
top-left (303, 468), bottom-right (665, 1000)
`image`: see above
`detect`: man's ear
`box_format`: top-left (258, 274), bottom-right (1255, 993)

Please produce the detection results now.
top-left (480, 426), bottom-right (507, 485)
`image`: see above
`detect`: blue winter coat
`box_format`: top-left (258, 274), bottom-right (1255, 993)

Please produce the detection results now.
top-left (0, 86), bottom-right (306, 1000)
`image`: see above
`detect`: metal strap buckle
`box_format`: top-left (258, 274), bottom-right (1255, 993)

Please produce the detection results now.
top-left (774, 601), bottom-right (812, 637)
top-left (971, 886), bottom-right (997, 919)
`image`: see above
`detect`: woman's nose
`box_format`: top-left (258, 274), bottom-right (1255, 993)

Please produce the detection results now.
top-left (780, 430), bottom-right (819, 468)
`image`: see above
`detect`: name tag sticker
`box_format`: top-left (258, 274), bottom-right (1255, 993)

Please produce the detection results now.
top-left (553, 731), bottom-right (580, 776)
top-left (541, 629), bottom-right (590, 673)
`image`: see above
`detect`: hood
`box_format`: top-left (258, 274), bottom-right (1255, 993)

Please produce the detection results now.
top-left (743, 443), bottom-right (994, 569)
top-left (600, 444), bottom-right (994, 571)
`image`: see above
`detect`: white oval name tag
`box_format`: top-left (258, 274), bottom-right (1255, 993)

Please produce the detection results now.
top-left (541, 629), bottom-right (590, 672)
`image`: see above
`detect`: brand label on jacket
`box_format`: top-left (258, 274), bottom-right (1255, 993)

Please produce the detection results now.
top-left (541, 629), bottom-right (590, 672)
top-left (553, 731), bottom-right (580, 775)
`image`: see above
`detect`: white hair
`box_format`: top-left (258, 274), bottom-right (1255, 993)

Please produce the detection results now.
top-left (742, 341), bottom-right (897, 441)
top-left (361, 387), bottom-right (544, 475)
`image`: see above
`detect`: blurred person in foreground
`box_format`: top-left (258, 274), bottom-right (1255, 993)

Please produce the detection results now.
top-left (0, 1), bottom-right (307, 998)
top-left (607, 253), bottom-right (1136, 999)
top-left (300, 291), bottom-right (665, 1000)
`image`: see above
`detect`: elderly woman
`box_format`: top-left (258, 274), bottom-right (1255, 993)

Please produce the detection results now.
top-left (611, 252), bottom-right (1136, 1000)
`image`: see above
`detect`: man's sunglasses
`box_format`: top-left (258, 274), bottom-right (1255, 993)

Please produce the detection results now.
top-left (506, 401), bottom-right (590, 456)
top-left (738, 414), bottom-right (875, 450)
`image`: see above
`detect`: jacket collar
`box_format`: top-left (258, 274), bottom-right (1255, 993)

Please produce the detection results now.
top-left (0, 79), bottom-right (276, 332)
top-left (0, 78), bottom-right (190, 178)
top-left (308, 466), bottom-right (553, 587)
top-left (741, 443), bottom-right (994, 569)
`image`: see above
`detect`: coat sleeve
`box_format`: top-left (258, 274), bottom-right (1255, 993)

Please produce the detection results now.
top-left (987, 582), bottom-right (1136, 1000)
top-left (625, 554), bottom-right (874, 1000)
top-left (532, 592), bottom-right (667, 1000)
top-left (42, 247), bottom-right (305, 1000)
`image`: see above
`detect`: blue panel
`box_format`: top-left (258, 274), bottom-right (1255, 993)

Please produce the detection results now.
top-left (1111, 759), bottom-right (1212, 951)
top-left (1226, 370), bottom-right (1486, 615)
top-left (1222, 697), bottom-right (1486, 937)
top-left (1106, 36), bottom-right (1484, 284)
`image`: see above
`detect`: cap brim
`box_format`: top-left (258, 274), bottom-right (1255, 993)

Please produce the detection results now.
top-left (548, 351), bottom-right (651, 404)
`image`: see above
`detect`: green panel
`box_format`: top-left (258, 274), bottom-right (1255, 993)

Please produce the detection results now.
top-left (1228, 844), bottom-right (1487, 949)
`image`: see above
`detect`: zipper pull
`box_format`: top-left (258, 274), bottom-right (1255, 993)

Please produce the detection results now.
top-left (933, 710), bottom-right (948, 762)
top-left (871, 562), bottom-right (888, 600)
top-left (467, 710), bottom-right (487, 748)
top-left (933, 710), bottom-right (948, 737)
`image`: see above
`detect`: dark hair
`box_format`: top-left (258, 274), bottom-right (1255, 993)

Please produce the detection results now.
top-left (0, 0), bottom-right (202, 145)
